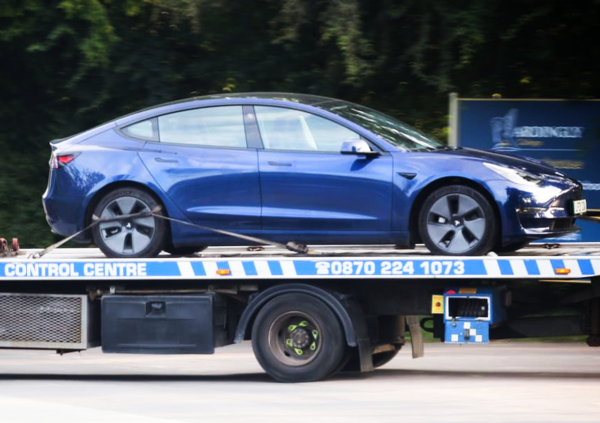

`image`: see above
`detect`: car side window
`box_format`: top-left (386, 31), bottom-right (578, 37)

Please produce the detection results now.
top-left (122, 119), bottom-right (158, 141)
top-left (254, 106), bottom-right (358, 152)
top-left (158, 106), bottom-right (247, 148)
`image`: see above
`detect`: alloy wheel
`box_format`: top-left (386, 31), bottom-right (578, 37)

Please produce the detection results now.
top-left (98, 196), bottom-right (156, 255)
top-left (426, 193), bottom-right (486, 254)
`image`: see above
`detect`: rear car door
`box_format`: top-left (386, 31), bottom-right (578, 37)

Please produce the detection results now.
top-left (137, 105), bottom-right (261, 231)
top-left (254, 106), bottom-right (393, 235)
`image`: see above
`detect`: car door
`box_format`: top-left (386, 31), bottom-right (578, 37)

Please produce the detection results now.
top-left (137, 105), bottom-right (261, 231)
top-left (254, 105), bottom-right (393, 235)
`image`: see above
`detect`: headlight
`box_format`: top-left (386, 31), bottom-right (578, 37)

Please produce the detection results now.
top-left (483, 162), bottom-right (544, 186)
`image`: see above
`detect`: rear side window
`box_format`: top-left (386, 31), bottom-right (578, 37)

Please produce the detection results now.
top-left (122, 119), bottom-right (158, 141)
top-left (158, 106), bottom-right (247, 148)
top-left (254, 106), bottom-right (357, 152)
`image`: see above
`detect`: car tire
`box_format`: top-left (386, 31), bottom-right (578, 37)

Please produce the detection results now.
top-left (252, 293), bottom-right (346, 383)
top-left (419, 185), bottom-right (497, 256)
top-left (163, 246), bottom-right (207, 256)
top-left (92, 187), bottom-right (167, 258)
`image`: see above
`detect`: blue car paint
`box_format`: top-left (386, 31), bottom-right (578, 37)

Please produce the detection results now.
top-left (43, 93), bottom-right (583, 250)
top-left (258, 150), bottom-right (393, 231)
top-left (138, 143), bottom-right (262, 230)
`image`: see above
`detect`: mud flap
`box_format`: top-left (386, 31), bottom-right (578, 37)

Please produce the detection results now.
top-left (406, 315), bottom-right (424, 358)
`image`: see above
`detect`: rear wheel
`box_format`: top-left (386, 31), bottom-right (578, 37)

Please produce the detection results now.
top-left (419, 185), bottom-right (496, 256)
top-left (92, 187), bottom-right (167, 258)
top-left (252, 294), bottom-right (346, 383)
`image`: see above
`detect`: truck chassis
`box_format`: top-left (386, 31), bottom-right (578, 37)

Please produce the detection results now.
top-left (0, 244), bottom-right (599, 382)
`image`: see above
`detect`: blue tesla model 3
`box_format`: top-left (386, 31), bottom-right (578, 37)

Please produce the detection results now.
top-left (42, 93), bottom-right (585, 258)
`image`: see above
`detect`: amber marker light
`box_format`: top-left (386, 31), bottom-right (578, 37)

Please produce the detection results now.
top-left (555, 268), bottom-right (571, 275)
top-left (216, 269), bottom-right (231, 276)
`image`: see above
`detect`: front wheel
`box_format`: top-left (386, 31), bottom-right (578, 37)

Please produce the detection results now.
top-left (92, 187), bottom-right (168, 258)
top-left (252, 294), bottom-right (346, 383)
top-left (419, 185), bottom-right (497, 256)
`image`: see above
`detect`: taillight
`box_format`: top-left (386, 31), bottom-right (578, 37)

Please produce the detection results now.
top-left (51, 152), bottom-right (80, 169)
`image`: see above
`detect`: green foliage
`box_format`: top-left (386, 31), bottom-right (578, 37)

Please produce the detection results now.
top-left (0, 0), bottom-right (599, 246)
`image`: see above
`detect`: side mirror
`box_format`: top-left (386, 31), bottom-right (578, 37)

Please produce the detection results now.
top-left (340, 139), bottom-right (380, 156)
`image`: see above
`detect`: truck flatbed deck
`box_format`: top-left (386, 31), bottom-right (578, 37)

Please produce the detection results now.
top-left (2, 245), bottom-right (600, 281)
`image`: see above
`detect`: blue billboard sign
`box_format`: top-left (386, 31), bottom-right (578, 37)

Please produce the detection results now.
top-left (453, 98), bottom-right (600, 242)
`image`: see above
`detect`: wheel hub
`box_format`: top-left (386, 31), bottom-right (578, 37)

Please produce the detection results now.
top-left (291, 328), bottom-right (310, 348)
top-left (269, 314), bottom-right (322, 366)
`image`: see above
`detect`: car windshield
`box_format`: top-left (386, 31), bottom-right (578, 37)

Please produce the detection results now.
top-left (319, 101), bottom-right (442, 151)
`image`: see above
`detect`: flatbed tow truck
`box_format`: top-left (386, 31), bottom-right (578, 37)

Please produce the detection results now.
top-left (0, 243), bottom-right (599, 382)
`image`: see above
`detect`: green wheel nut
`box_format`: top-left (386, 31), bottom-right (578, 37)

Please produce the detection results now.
top-left (288, 324), bottom-right (297, 332)
top-left (310, 342), bottom-right (316, 351)
top-left (299, 321), bottom-right (308, 327)
top-left (286, 339), bottom-right (293, 347)
top-left (312, 330), bottom-right (319, 339)
top-left (294, 348), bottom-right (303, 356)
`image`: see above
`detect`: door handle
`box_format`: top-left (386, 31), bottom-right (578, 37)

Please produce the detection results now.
top-left (155, 157), bottom-right (179, 163)
top-left (268, 161), bottom-right (292, 167)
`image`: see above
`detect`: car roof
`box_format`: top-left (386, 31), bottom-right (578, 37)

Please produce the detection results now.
top-left (156, 92), bottom-right (339, 108)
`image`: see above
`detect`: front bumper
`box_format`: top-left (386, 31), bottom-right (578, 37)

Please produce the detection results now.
top-left (494, 178), bottom-right (584, 244)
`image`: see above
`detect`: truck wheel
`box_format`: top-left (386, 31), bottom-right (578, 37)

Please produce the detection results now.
top-left (92, 187), bottom-right (167, 258)
top-left (252, 293), bottom-right (346, 383)
top-left (419, 185), bottom-right (496, 256)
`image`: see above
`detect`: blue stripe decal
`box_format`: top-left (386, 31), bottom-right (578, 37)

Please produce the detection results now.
top-left (498, 260), bottom-right (514, 275)
top-left (191, 262), bottom-right (206, 276)
top-left (578, 259), bottom-right (594, 275)
top-left (217, 261), bottom-right (230, 270)
top-left (268, 261), bottom-right (283, 276)
top-left (550, 259), bottom-right (565, 272)
top-left (242, 262), bottom-right (258, 276)
top-left (294, 261), bottom-right (318, 276)
top-left (145, 262), bottom-right (182, 276)
top-left (463, 260), bottom-right (487, 275)
top-left (524, 260), bottom-right (540, 275)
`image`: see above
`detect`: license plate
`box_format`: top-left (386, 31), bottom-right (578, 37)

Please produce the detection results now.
top-left (573, 199), bottom-right (587, 215)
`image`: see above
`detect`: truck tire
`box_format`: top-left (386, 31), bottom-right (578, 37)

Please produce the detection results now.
top-left (419, 185), bottom-right (496, 256)
top-left (251, 293), bottom-right (346, 383)
top-left (92, 187), bottom-right (167, 258)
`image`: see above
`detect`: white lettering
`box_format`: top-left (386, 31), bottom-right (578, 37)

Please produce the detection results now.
top-left (513, 126), bottom-right (584, 138)
top-left (26, 263), bottom-right (39, 277)
top-left (59, 263), bottom-right (70, 277)
top-left (138, 263), bottom-right (147, 276)
top-left (5, 264), bottom-right (15, 276)
top-left (126, 263), bottom-right (136, 276)
top-left (84, 263), bottom-right (94, 276)
top-left (48, 263), bottom-right (58, 277)
top-left (105, 263), bottom-right (116, 277)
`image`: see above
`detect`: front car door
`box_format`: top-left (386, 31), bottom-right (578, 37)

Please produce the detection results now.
top-left (254, 105), bottom-right (394, 243)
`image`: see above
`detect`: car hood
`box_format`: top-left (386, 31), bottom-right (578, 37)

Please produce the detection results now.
top-left (430, 147), bottom-right (566, 177)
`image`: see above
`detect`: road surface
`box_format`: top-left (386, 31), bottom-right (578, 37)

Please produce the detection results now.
top-left (0, 342), bottom-right (598, 422)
